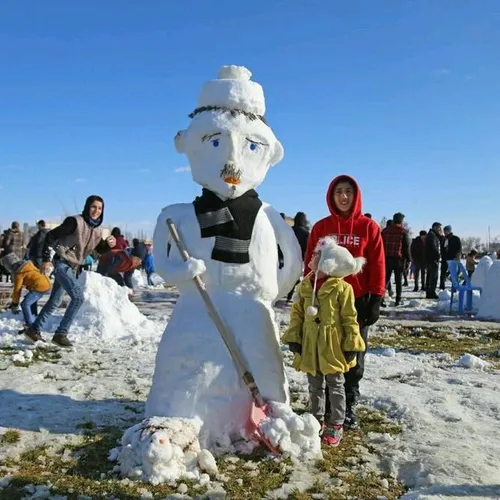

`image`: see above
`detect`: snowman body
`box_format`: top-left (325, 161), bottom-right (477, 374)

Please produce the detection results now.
top-left (145, 66), bottom-right (302, 449)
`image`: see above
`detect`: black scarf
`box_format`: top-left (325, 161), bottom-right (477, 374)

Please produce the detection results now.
top-left (193, 188), bottom-right (262, 264)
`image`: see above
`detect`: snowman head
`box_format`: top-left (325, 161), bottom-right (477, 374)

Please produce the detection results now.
top-left (175, 65), bottom-right (284, 199)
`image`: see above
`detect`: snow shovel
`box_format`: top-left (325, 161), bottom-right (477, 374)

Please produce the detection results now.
top-left (166, 218), bottom-right (280, 455)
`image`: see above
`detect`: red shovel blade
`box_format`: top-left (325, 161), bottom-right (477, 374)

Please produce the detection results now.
top-left (248, 402), bottom-right (281, 456)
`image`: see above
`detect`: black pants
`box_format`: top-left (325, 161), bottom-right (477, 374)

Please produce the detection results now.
top-left (287, 280), bottom-right (299, 301)
top-left (344, 324), bottom-right (370, 407)
top-left (439, 260), bottom-right (448, 290)
top-left (414, 265), bottom-right (426, 290)
top-left (426, 262), bottom-right (439, 297)
top-left (385, 257), bottom-right (403, 302)
top-left (108, 270), bottom-right (134, 289)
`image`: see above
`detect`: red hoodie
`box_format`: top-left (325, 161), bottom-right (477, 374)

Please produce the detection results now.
top-left (304, 175), bottom-right (386, 298)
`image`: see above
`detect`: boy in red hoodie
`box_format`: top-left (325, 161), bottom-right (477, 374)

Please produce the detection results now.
top-left (304, 175), bottom-right (385, 430)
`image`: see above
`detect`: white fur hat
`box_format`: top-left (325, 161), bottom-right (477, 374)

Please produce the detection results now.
top-left (315, 236), bottom-right (366, 277)
top-left (196, 65), bottom-right (266, 116)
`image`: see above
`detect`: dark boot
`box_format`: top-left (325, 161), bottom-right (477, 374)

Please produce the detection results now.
top-left (52, 333), bottom-right (73, 348)
top-left (25, 327), bottom-right (45, 343)
top-left (344, 405), bottom-right (360, 430)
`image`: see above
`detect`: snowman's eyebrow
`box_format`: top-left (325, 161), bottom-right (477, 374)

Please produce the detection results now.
top-left (246, 138), bottom-right (269, 146)
top-left (201, 133), bottom-right (221, 142)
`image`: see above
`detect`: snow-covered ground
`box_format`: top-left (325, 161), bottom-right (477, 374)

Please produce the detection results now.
top-left (1, 275), bottom-right (500, 499)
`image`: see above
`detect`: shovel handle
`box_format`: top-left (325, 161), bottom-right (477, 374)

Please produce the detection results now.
top-left (166, 218), bottom-right (265, 408)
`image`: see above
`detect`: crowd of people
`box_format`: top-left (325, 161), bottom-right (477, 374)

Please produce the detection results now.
top-left (0, 195), bottom-right (156, 347)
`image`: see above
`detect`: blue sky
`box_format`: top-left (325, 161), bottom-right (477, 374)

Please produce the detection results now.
top-left (0, 0), bottom-right (498, 240)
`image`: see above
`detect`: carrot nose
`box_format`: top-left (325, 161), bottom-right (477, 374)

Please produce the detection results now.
top-left (224, 176), bottom-right (241, 185)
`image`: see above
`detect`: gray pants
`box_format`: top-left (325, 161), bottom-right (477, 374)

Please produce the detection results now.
top-left (307, 372), bottom-right (346, 426)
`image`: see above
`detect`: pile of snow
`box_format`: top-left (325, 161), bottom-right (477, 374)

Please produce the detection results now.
top-left (471, 256), bottom-right (493, 289)
top-left (131, 270), bottom-right (148, 289)
top-left (381, 348), bottom-right (396, 357)
top-left (477, 260), bottom-right (500, 321)
top-left (110, 417), bottom-right (218, 485)
top-left (458, 353), bottom-right (490, 370)
top-left (74, 272), bottom-right (158, 341)
top-left (260, 402), bottom-right (322, 460)
top-left (11, 349), bottom-right (33, 364)
top-left (436, 289), bottom-right (481, 314)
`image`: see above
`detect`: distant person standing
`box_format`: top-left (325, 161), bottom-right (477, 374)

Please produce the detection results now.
top-left (286, 212), bottom-right (310, 301)
top-left (1, 222), bottom-right (24, 259)
top-left (440, 225), bottom-right (462, 289)
top-left (381, 212), bottom-right (411, 306)
top-left (425, 222), bottom-right (443, 299)
top-left (410, 230), bottom-right (427, 291)
top-left (27, 220), bottom-right (48, 269)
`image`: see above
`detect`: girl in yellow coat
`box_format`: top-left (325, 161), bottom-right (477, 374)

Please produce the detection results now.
top-left (282, 236), bottom-right (366, 446)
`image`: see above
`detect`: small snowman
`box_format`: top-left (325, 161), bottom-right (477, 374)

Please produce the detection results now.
top-left (145, 66), bottom-right (302, 449)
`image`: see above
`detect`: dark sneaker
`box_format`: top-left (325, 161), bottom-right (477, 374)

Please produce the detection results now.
top-left (344, 406), bottom-right (360, 431)
top-left (413, 288), bottom-right (419, 292)
top-left (24, 327), bottom-right (45, 343)
top-left (52, 333), bottom-right (73, 348)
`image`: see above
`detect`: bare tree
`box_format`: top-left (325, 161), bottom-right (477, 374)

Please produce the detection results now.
top-left (490, 236), bottom-right (500, 252)
top-left (461, 236), bottom-right (483, 253)
top-left (379, 216), bottom-right (388, 229)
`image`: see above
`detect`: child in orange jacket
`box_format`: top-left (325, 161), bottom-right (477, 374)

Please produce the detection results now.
top-left (0, 249), bottom-right (51, 329)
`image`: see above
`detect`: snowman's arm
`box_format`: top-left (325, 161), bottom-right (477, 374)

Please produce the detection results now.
top-left (263, 204), bottom-right (302, 299)
top-left (152, 205), bottom-right (205, 285)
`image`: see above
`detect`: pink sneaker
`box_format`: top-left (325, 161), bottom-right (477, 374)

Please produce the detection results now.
top-left (322, 424), bottom-right (343, 447)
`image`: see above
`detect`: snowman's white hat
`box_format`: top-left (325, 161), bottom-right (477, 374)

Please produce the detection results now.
top-left (193, 65), bottom-right (266, 118)
top-left (315, 236), bottom-right (366, 278)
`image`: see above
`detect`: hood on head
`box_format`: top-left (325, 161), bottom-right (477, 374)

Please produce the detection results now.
top-left (315, 236), bottom-right (366, 278)
top-left (82, 195), bottom-right (104, 226)
top-left (326, 175), bottom-right (362, 218)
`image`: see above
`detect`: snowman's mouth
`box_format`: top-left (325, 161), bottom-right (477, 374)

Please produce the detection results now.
top-left (220, 164), bottom-right (242, 185)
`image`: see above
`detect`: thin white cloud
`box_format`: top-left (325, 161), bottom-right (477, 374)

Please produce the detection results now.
top-left (74, 178), bottom-right (86, 183)
top-left (174, 166), bottom-right (191, 173)
top-left (434, 68), bottom-right (450, 76)
top-left (139, 168), bottom-right (151, 174)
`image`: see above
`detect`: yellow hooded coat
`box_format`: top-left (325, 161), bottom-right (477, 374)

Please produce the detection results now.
top-left (282, 275), bottom-right (365, 376)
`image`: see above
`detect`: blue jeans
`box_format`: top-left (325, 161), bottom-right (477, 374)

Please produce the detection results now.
top-left (32, 260), bottom-right (84, 334)
top-left (21, 291), bottom-right (46, 326)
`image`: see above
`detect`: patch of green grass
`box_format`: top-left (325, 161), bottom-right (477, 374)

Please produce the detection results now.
top-left (371, 326), bottom-right (500, 366)
top-left (0, 345), bottom-right (62, 367)
top-left (286, 407), bottom-right (405, 499)
top-left (1, 429), bottom-right (21, 444)
top-left (0, 406), bottom-right (406, 500)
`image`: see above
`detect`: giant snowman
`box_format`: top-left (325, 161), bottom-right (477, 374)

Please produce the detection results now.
top-left (146, 65), bottom-right (302, 450)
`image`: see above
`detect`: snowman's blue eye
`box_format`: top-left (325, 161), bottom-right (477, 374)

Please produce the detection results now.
top-left (212, 139), bottom-right (219, 147)
top-left (249, 143), bottom-right (257, 151)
